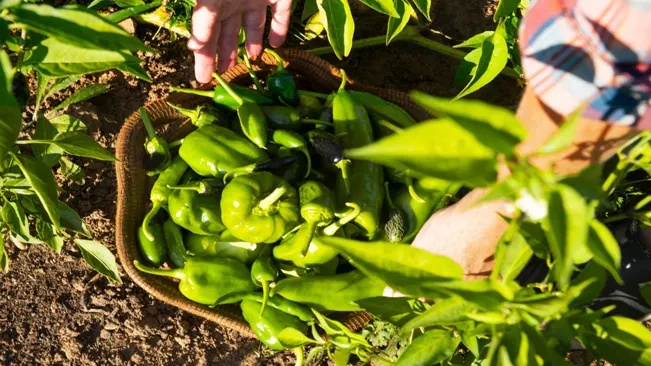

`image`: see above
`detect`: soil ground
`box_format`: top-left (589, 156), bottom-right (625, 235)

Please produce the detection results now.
top-left (0, 0), bottom-right (525, 365)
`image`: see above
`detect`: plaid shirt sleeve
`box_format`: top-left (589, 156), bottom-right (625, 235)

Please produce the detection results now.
top-left (519, 0), bottom-right (651, 128)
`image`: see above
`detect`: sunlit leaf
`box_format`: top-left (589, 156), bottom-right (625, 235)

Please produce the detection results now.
top-left (401, 297), bottom-right (472, 333)
top-left (12, 154), bottom-right (61, 230)
top-left (75, 239), bottom-right (122, 283)
top-left (33, 115), bottom-right (63, 167)
top-left (538, 104), bottom-right (584, 155)
top-left (52, 132), bottom-right (116, 161)
top-left (454, 31), bottom-right (508, 100)
top-left (358, 0), bottom-right (398, 17)
top-left (410, 0), bottom-right (431, 21)
top-left (49, 84), bottom-right (111, 113)
top-left (493, 0), bottom-right (521, 21)
top-left (386, 0), bottom-right (412, 45)
top-left (0, 50), bottom-right (21, 163)
top-left (396, 329), bottom-right (459, 366)
top-left (49, 114), bottom-right (87, 132)
top-left (36, 219), bottom-right (64, 254)
top-left (317, 0), bottom-right (355, 59)
top-left (59, 200), bottom-right (91, 236)
top-left (454, 31), bottom-right (494, 49)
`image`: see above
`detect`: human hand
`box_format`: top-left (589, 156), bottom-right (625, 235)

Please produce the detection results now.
top-left (188, 0), bottom-right (293, 83)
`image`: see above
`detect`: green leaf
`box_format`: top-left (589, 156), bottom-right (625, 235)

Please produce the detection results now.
top-left (333, 347), bottom-right (351, 366)
top-left (33, 115), bottom-right (63, 167)
top-left (52, 131), bottom-right (116, 161)
top-left (48, 75), bottom-right (81, 97)
top-left (59, 157), bottom-right (86, 185)
top-left (411, 92), bottom-right (527, 155)
top-left (12, 154), bottom-right (60, 231)
top-left (410, 0), bottom-right (431, 21)
top-left (493, 0), bottom-right (520, 21)
top-left (87, 0), bottom-right (113, 9)
top-left (559, 164), bottom-right (604, 202)
top-left (349, 90), bottom-right (417, 128)
top-left (74, 239), bottom-right (121, 283)
top-left (2, 201), bottom-right (33, 242)
top-left (0, 47), bottom-right (12, 91)
top-left (498, 232), bottom-right (534, 282)
top-left (460, 331), bottom-right (480, 357)
top-left (454, 31), bottom-right (494, 49)
top-left (0, 239), bottom-right (8, 272)
top-left (354, 297), bottom-right (427, 327)
top-left (568, 261), bottom-right (606, 307)
top-left (50, 84), bottom-right (111, 113)
top-left (302, 0), bottom-right (319, 20)
top-left (586, 220), bottom-right (623, 284)
top-left (345, 118), bottom-right (498, 187)
top-left (59, 200), bottom-right (91, 236)
top-left (401, 297), bottom-right (473, 333)
top-left (0, 50), bottom-right (21, 163)
top-left (35, 72), bottom-right (52, 109)
top-left (36, 219), bottom-right (64, 254)
top-left (304, 11), bottom-right (326, 41)
top-left (23, 37), bottom-right (144, 78)
top-left (318, 237), bottom-right (463, 299)
top-left (436, 279), bottom-right (514, 311)
top-left (396, 329), bottom-right (459, 366)
top-left (544, 185), bottom-right (589, 289)
top-left (317, 0), bottom-right (355, 59)
top-left (116, 63), bottom-right (152, 82)
top-left (114, 0), bottom-right (144, 7)
top-left (453, 46), bottom-right (481, 88)
top-left (105, 0), bottom-right (161, 23)
top-left (49, 114), bottom-right (87, 132)
top-left (11, 4), bottom-right (151, 52)
top-left (358, 0), bottom-right (399, 17)
top-left (537, 104), bottom-right (584, 154)
top-left (277, 328), bottom-right (317, 348)
top-left (454, 31), bottom-right (508, 100)
top-left (386, 0), bottom-right (412, 45)
top-left (273, 270), bottom-right (385, 311)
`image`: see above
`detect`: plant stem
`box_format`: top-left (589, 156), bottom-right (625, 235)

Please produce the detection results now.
top-left (301, 118), bottom-right (333, 126)
top-left (258, 187), bottom-right (287, 211)
top-left (211, 72), bottom-right (244, 106)
top-left (265, 48), bottom-right (286, 72)
top-left (15, 139), bottom-right (52, 145)
top-left (241, 48), bottom-right (266, 94)
top-left (169, 138), bottom-right (184, 149)
top-left (139, 107), bottom-right (157, 140)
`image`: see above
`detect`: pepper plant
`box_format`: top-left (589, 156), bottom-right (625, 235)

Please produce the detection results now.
top-left (0, 0), bottom-right (153, 281)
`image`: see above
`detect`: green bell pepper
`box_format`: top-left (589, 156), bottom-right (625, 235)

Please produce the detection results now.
top-left (167, 188), bottom-right (226, 236)
top-left (265, 49), bottom-right (298, 106)
top-left (140, 107), bottom-right (172, 176)
top-left (185, 231), bottom-right (261, 264)
top-left (240, 300), bottom-right (308, 350)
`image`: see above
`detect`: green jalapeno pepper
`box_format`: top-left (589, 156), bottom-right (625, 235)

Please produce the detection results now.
top-left (167, 187), bottom-right (226, 236)
top-left (265, 49), bottom-right (298, 106)
top-left (217, 291), bottom-right (313, 322)
top-left (170, 84), bottom-right (274, 110)
top-left (223, 156), bottom-right (297, 183)
top-left (163, 218), bottom-right (189, 268)
top-left (185, 231), bottom-right (261, 264)
top-left (221, 172), bottom-right (300, 244)
top-left (134, 256), bottom-right (256, 305)
top-left (271, 130), bottom-right (311, 179)
top-left (140, 108), bottom-right (172, 176)
top-left (212, 73), bottom-right (268, 149)
top-left (333, 70), bottom-right (384, 239)
top-left (137, 218), bottom-right (167, 266)
top-left (251, 246), bottom-right (278, 316)
top-left (240, 300), bottom-right (308, 350)
top-left (298, 94), bottom-right (324, 119)
top-left (276, 258), bottom-right (338, 277)
top-left (261, 106), bottom-right (333, 131)
top-left (167, 102), bottom-right (229, 128)
top-left (179, 124), bottom-right (268, 178)
top-left (142, 155), bottom-right (189, 241)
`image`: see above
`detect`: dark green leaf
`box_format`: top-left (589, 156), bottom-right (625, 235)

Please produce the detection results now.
top-left (48, 75), bottom-right (81, 96)
top-left (498, 232), bottom-right (534, 282)
top-left (355, 297), bottom-right (427, 326)
top-left (52, 132), bottom-right (116, 161)
top-left (36, 219), bottom-right (64, 254)
top-left (23, 38), bottom-right (143, 78)
top-left (410, 0), bottom-right (431, 21)
top-left (35, 72), bottom-right (52, 109)
top-left (317, 0), bottom-right (355, 59)
top-left (519, 221), bottom-right (549, 259)
top-left (74, 239), bottom-right (121, 283)
top-left (544, 185), bottom-right (589, 289)
top-left (116, 63), bottom-right (152, 82)
top-left (386, 0), bottom-right (412, 45)
top-left (454, 31), bottom-right (494, 49)
top-left (586, 220), bottom-right (623, 284)
top-left (114, 0), bottom-right (144, 7)
top-left (0, 18), bottom-right (7, 45)
top-left (318, 237), bottom-right (463, 299)
top-left (396, 329), bottom-right (459, 366)
top-left (49, 114), bottom-right (87, 132)
top-left (345, 118), bottom-right (498, 187)
top-left (401, 297), bottom-right (473, 333)
top-left (50, 84), bottom-right (111, 113)
top-left (11, 4), bottom-right (151, 52)
top-left (538, 104), bottom-right (584, 154)
top-left (0, 50), bottom-right (21, 163)
top-left (302, 0), bottom-right (319, 20)
top-left (59, 157), bottom-right (86, 185)
top-left (359, 0), bottom-right (399, 17)
top-left (0, 239), bottom-right (8, 272)
top-left (33, 115), bottom-right (63, 167)
top-left (277, 328), bottom-right (317, 348)
top-left (12, 154), bottom-right (60, 230)
top-left (59, 200), bottom-right (91, 236)
top-left (569, 261), bottom-right (606, 307)
top-left (493, 0), bottom-right (520, 21)
top-left (2, 201), bottom-right (33, 242)
top-left (454, 31), bottom-right (508, 100)
top-left (411, 92), bottom-right (527, 155)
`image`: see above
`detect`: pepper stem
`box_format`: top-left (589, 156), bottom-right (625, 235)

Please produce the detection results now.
top-left (301, 118), bottom-right (334, 127)
top-left (211, 72), bottom-right (245, 106)
top-left (142, 201), bottom-right (163, 241)
top-left (293, 347), bottom-right (304, 366)
top-left (384, 182), bottom-right (396, 209)
top-left (297, 90), bottom-right (330, 99)
top-left (170, 86), bottom-right (215, 99)
top-left (264, 48), bottom-right (286, 72)
top-left (166, 184), bottom-right (202, 193)
top-left (335, 159), bottom-right (351, 196)
top-left (133, 260), bottom-right (186, 281)
top-left (323, 203), bottom-right (361, 236)
top-left (169, 138), bottom-right (184, 149)
top-left (139, 107), bottom-right (157, 141)
top-left (407, 178), bottom-right (427, 203)
top-left (378, 119), bottom-right (403, 134)
top-left (300, 220), bottom-right (319, 257)
top-left (258, 187), bottom-right (288, 211)
top-left (223, 164), bottom-right (256, 184)
top-left (259, 278), bottom-right (269, 317)
top-left (338, 69), bottom-right (347, 92)
top-left (300, 147), bottom-right (312, 179)
top-left (240, 47), bottom-right (266, 95)
top-left (167, 102), bottom-right (199, 123)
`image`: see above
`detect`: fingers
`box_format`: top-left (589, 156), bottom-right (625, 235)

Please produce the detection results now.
top-left (217, 13), bottom-right (243, 73)
top-left (269, 0), bottom-right (292, 48)
top-left (243, 9), bottom-right (267, 59)
top-left (188, 0), bottom-right (222, 84)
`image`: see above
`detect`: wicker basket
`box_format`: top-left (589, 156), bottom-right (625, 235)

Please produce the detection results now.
top-left (115, 49), bottom-right (429, 337)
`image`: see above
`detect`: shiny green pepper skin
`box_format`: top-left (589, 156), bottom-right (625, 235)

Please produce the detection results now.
top-left (240, 300), bottom-right (307, 350)
top-left (168, 103), bottom-right (229, 128)
top-left (179, 125), bottom-right (268, 178)
top-left (134, 257), bottom-right (256, 305)
top-left (185, 231), bottom-right (261, 264)
top-left (163, 219), bottom-right (189, 268)
top-left (266, 49), bottom-right (298, 106)
top-left (221, 172), bottom-right (300, 244)
top-left (272, 147), bottom-right (307, 184)
top-left (140, 108), bottom-right (172, 176)
top-left (298, 95), bottom-right (324, 119)
top-left (137, 221), bottom-right (167, 266)
top-left (261, 106), bottom-right (302, 131)
top-left (251, 246), bottom-right (278, 315)
top-left (168, 188), bottom-right (226, 236)
top-left (170, 84), bottom-right (274, 110)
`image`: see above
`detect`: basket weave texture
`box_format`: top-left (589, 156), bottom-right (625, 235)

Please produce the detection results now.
top-left (115, 49), bottom-right (429, 337)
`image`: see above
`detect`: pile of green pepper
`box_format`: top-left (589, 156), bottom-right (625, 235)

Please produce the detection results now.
top-left (135, 54), bottom-right (459, 363)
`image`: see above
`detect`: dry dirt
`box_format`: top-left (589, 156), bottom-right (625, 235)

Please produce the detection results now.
top-left (0, 0), bottom-right (523, 365)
